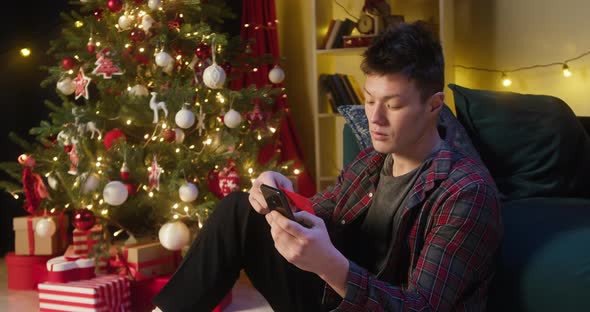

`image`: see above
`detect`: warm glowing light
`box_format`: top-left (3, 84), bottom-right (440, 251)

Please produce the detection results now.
top-left (248, 168), bottom-right (253, 174)
top-left (144, 134), bottom-right (150, 139)
top-left (253, 68), bottom-right (258, 72)
top-left (53, 157), bottom-right (58, 161)
top-left (149, 192), bottom-right (154, 197)
top-left (173, 214), bottom-right (179, 219)
top-left (75, 21), bottom-right (84, 28)
top-left (257, 134), bottom-right (262, 140)
top-left (101, 209), bottom-right (108, 215)
top-left (97, 156), bottom-right (103, 161)
top-left (204, 138), bottom-right (212, 145)
top-left (12, 194), bottom-right (19, 199)
top-left (20, 48), bottom-right (31, 57)
top-left (139, 47), bottom-right (145, 53)
top-left (184, 206), bottom-right (189, 212)
top-left (501, 73), bottom-right (512, 87)
top-left (96, 162), bottom-right (101, 167)
top-left (126, 119), bottom-right (132, 125)
top-left (294, 169), bottom-right (301, 175)
top-left (562, 63), bottom-right (572, 77)
top-left (173, 203), bottom-right (179, 209)
top-left (162, 123), bottom-right (168, 129)
top-left (175, 148), bottom-right (180, 153)
top-left (269, 127), bottom-right (276, 133)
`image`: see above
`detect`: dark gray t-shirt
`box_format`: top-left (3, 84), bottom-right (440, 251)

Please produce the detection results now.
top-left (360, 154), bottom-right (425, 274)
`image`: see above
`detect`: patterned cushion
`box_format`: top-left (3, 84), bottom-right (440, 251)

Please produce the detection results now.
top-left (337, 104), bottom-right (482, 163)
top-left (337, 105), bottom-right (371, 150)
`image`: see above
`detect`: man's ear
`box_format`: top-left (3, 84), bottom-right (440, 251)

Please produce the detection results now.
top-left (429, 92), bottom-right (445, 113)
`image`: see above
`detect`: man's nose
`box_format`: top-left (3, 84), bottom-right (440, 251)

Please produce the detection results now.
top-left (369, 103), bottom-right (386, 124)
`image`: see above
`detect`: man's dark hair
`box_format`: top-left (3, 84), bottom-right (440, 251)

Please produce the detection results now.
top-left (361, 22), bottom-right (444, 102)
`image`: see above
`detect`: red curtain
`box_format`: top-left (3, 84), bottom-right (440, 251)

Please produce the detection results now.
top-left (232, 0), bottom-right (316, 196)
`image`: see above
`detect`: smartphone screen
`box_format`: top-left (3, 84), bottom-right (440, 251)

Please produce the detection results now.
top-left (260, 184), bottom-right (296, 221)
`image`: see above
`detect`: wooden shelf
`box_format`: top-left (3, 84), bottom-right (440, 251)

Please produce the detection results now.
top-left (316, 47), bottom-right (366, 56)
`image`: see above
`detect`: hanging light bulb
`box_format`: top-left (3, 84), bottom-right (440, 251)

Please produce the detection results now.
top-left (501, 72), bottom-right (512, 87)
top-left (562, 63), bottom-right (572, 77)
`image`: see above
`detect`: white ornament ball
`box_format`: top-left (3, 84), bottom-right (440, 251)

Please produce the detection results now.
top-left (57, 77), bottom-right (76, 95)
top-left (224, 109), bottom-right (242, 128)
top-left (35, 218), bottom-right (56, 238)
top-left (174, 128), bottom-right (185, 144)
top-left (147, 0), bottom-right (161, 11)
top-left (118, 14), bottom-right (133, 30)
top-left (203, 62), bottom-right (226, 89)
top-left (141, 14), bottom-right (155, 31)
top-left (268, 65), bottom-right (285, 84)
top-left (179, 183), bottom-right (199, 202)
top-left (47, 175), bottom-right (58, 190)
top-left (82, 173), bottom-right (101, 194)
top-left (159, 221), bottom-right (191, 251)
top-left (103, 181), bottom-right (129, 206)
top-left (175, 108), bottom-right (195, 129)
top-left (129, 84), bottom-right (149, 97)
top-left (155, 51), bottom-right (174, 68)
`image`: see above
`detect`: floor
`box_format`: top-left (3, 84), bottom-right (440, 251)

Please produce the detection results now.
top-left (0, 257), bottom-right (272, 312)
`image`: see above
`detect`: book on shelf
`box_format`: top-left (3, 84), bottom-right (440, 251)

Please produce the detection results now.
top-left (322, 18), bottom-right (356, 50)
top-left (332, 19), bottom-right (356, 49)
top-left (320, 73), bottom-right (364, 113)
top-left (320, 19), bottom-right (336, 50)
top-left (324, 19), bottom-right (342, 50)
top-left (346, 74), bottom-right (365, 104)
top-left (337, 74), bottom-right (361, 105)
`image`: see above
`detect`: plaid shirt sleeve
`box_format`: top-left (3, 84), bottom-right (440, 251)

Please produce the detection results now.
top-left (334, 178), bottom-right (502, 312)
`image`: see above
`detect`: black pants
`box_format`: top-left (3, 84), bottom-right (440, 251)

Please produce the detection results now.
top-left (152, 192), bottom-right (326, 312)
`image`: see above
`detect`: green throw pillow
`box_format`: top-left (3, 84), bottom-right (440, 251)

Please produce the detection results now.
top-left (449, 83), bottom-right (590, 200)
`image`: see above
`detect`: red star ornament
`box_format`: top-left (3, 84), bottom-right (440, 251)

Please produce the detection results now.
top-left (74, 69), bottom-right (92, 100)
top-left (93, 55), bottom-right (123, 79)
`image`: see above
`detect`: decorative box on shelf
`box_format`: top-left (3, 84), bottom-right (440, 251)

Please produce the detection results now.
top-left (38, 274), bottom-right (131, 312)
top-left (13, 214), bottom-right (69, 256)
top-left (342, 35), bottom-right (377, 48)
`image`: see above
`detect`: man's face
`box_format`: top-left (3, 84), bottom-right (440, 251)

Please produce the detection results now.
top-left (364, 73), bottom-right (434, 155)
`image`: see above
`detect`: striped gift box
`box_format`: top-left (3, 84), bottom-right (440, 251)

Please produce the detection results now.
top-left (72, 225), bottom-right (102, 257)
top-left (38, 274), bottom-right (131, 312)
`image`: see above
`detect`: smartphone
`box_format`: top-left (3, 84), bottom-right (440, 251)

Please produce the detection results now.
top-left (260, 184), bottom-right (296, 221)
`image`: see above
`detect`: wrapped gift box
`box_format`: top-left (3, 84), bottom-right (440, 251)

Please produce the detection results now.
top-left (130, 275), bottom-right (231, 312)
top-left (38, 274), bottom-right (131, 312)
top-left (13, 215), bottom-right (69, 256)
top-left (6, 252), bottom-right (51, 290)
top-left (72, 225), bottom-right (102, 257)
top-left (123, 242), bottom-right (180, 280)
top-left (46, 255), bottom-right (96, 283)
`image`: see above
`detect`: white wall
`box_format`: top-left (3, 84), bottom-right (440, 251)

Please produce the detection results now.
top-left (454, 0), bottom-right (590, 116)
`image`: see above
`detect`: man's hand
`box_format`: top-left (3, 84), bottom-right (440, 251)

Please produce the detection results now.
top-left (266, 210), bottom-right (349, 297)
top-left (248, 171), bottom-right (293, 214)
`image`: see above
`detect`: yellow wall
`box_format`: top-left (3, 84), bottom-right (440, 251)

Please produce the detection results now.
top-left (275, 0), bottom-right (317, 174)
top-left (454, 0), bottom-right (590, 116)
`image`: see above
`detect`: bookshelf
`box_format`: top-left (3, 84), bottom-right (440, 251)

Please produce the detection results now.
top-left (306, 0), bottom-right (455, 191)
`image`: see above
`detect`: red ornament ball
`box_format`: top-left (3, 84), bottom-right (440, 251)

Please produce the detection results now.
top-left (125, 183), bottom-right (137, 196)
top-left (130, 29), bottom-right (146, 42)
top-left (107, 0), bottom-right (123, 12)
top-left (194, 42), bottom-right (211, 60)
top-left (93, 8), bottom-right (104, 21)
top-left (161, 129), bottom-right (176, 142)
top-left (62, 57), bottom-right (77, 70)
top-left (88, 44), bottom-right (96, 53)
top-left (73, 209), bottom-right (96, 231)
top-left (103, 128), bottom-right (127, 150)
top-left (207, 169), bottom-right (223, 199)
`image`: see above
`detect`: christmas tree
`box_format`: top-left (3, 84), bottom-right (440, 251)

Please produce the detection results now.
top-left (0, 0), bottom-right (291, 251)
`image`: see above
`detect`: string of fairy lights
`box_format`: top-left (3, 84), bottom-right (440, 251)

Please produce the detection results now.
top-left (454, 49), bottom-right (590, 87)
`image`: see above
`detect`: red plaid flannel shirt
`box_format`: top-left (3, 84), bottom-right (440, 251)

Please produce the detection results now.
top-left (310, 140), bottom-right (503, 311)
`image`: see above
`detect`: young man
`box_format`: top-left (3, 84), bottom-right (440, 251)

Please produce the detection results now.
top-left (153, 22), bottom-right (502, 311)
